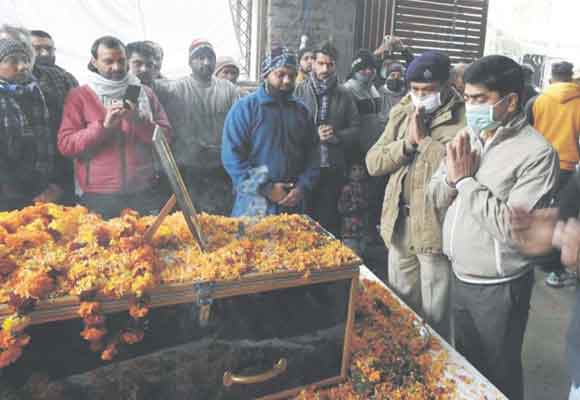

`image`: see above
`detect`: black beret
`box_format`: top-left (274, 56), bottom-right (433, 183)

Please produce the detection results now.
top-left (406, 51), bottom-right (451, 83)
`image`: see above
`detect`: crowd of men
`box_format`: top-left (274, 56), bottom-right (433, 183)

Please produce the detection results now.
top-left (3, 24), bottom-right (580, 399)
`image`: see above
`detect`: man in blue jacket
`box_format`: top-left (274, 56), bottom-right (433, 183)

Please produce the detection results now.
top-left (221, 45), bottom-right (320, 217)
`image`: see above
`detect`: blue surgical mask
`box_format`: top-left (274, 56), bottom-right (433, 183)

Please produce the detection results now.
top-left (465, 97), bottom-right (506, 132)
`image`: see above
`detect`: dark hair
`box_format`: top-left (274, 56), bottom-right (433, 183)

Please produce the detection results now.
top-left (91, 36), bottom-right (125, 59)
top-left (126, 41), bottom-right (157, 60)
top-left (297, 47), bottom-right (313, 61)
top-left (314, 41), bottom-right (338, 62)
top-left (88, 36), bottom-right (125, 72)
top-left (551, 61), bottom-right (574, 82)
top-left (30, 30), bottom-right (52, 40)
top-left (464, 55), bottom-right (524, 107)
top-left (143, 40), bottom-right (163, 62)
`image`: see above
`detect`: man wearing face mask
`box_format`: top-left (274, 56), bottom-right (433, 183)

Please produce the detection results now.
top-left (222, 45), bottom-right (319, 217)
top-left (428, 55), bottom-right (558, 400)
top-left (153, 38), bottom-right (239, 215)
top-left (294, 41), bottom-right (360, 236)
top-left (366, 51), bottom-right (465, 338)
top-left (58, 36), bottom-right (171, 219)
top-left (378, 62), bottom-right (407, 126)
top-left (343, 49), bottom-right (383, 154)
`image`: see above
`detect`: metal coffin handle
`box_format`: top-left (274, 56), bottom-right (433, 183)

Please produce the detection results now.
top-left (223, 358), bottom-right (288, 387)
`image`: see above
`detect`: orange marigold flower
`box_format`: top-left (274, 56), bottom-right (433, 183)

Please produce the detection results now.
top-left (129, 305), bottom-right (149, 319)
top-left (0, 345), bottom-right (22, 368)
top-left (80, 327), bottom-right (107, 342)
top-left (101, 343), bottom-right (118, 361)
top-left (121, 329), bottom-right (144, 345)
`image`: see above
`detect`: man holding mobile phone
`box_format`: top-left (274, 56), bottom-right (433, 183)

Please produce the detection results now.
top-left (58, 36), bottom-right (172, 219)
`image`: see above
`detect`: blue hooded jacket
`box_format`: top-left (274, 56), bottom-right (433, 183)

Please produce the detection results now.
top-left (221, 84), bottom-right (320, 216)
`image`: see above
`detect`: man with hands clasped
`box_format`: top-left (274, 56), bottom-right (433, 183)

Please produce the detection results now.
top-left (366, 51), bottom-right (465, 338)
top-left (429, 55), bottom-right (558, 400)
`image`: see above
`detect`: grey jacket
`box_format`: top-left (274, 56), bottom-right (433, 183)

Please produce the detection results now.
top-left (153, 76), bottom-right (240, 169)
top-left (294, 80), bottom-right (360, 170)
top-left (429, 113), bottom-right (559, 284)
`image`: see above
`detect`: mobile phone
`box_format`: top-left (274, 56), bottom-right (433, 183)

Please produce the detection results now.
top-left (123, 85), bottom-right (141, 109)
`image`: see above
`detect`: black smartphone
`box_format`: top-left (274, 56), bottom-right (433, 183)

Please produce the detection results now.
top-left (123, 85), bottom-right (141, 109)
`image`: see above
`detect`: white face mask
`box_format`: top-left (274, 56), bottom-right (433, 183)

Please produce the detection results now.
top-left (410, 91), bottom-right (442, 113)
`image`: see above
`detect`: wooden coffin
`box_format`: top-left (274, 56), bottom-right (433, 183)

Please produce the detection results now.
top-left (0, 264), bottom-right (359, 400)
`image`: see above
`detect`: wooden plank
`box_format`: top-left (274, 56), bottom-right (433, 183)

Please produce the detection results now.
top-left (478, 0), bottom-right (489, 54)
top-left (397, 4), bottom-right (484, 23)
top-left (397, 0), bottom-right (484, 14)
top-left (396, 21), bottom-right (483, 37)
top-left (0, 264), bottom-right (361, 325)
top-left (341, 273), bottom-right (359, 378)
top-left (395, 30), bottom-right (482, 45)
top-left (395, 14), bottom-right (483, 30)
top-left (403, 38), bottom-right (481, 51)
top-left (427, 0), bottom-right (488, 6)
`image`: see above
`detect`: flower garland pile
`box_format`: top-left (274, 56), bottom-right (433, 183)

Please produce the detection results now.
top-left (0, 203), bottom-right (360, 367)
top-left (296, 280), bottom-right (456, 400)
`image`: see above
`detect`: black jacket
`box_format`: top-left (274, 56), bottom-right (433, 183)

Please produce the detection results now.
top-left (295, 79), bottom-right (361, 171)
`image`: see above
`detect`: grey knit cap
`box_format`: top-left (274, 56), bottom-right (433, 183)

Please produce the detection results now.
top-left (0, 38), bottom-right (28, 62)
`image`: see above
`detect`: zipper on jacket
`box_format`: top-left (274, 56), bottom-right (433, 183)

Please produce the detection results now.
top-left (448, 197), bottom-right (461, 261)
top-left (119, 129), bottom-right (127, 193)
top-left (85, 159), bottom-right (90, 186)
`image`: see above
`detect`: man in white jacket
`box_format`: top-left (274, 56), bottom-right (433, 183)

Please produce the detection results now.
top-left (428, 55), bottom-right (559, 400)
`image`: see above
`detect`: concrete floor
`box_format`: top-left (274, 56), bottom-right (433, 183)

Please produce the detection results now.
top-left (524, 270), bottom-right (577, 400)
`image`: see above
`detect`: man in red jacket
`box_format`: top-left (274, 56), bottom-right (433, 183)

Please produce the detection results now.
top-left (58, 36), bottom-right (171, 219)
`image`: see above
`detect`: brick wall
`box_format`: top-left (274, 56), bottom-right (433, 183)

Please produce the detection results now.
top-left (267, 0), bottom-right (357, 79)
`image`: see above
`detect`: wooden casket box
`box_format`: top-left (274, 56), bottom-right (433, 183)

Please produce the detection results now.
top-left (0, 210), bottom-right (360, 400)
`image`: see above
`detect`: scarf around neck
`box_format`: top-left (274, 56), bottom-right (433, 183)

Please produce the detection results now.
top-left (309, 73), bottom-right (338, 124)
top-left (87, 71), bottom-right (152, 121)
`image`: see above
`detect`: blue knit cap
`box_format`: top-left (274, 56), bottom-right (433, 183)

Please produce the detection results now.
top-left (406, 51), bottom-right (451, 83)
top-left (261, 45), bottom-right (297, 79)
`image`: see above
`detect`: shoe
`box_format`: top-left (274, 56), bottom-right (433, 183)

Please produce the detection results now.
top-left (545, 271), bottom-right (574, 288)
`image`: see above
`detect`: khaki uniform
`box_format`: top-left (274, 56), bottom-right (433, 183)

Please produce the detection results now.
top-left (366, 91), bottom-right (465, 336)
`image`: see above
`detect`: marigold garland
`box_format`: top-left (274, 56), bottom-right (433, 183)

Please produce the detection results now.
top-left (295, 280), bottom-right (456, 400)
top-left (0, 203), bottom-right (360, 366)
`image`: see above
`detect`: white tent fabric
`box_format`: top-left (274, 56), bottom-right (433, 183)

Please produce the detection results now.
top-left (0, 0), bottom-right (243, 83)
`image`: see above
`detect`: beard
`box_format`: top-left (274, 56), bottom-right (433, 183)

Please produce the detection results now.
top-left (266, 81), bottom-right (294, 99)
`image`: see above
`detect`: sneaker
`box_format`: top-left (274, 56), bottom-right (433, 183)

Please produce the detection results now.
top-left (546, 271), bottom-right (575, 288)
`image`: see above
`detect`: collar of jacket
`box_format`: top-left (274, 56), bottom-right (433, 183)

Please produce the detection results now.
top-left (256, 83), bottom-right (298, 105)
top-left (398, 89), bottom-right (464, 128)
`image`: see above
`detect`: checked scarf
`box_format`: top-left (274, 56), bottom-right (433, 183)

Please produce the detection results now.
top-left (0, 79), bottom-right (53, 185)
top-left (309, 72), bottom-right (338, 167)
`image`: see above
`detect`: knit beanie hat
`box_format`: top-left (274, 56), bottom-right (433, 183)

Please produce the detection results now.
top-left (214, 56), bottom-right (240, 76)
top-left (351, 49), bottom-right (377, 73)
top-left (189, 38), bottom-right (214, 59)
top-left (261, 45), bottom-right (297, 79)
top-left (0, 38), bottom-right (28, 63)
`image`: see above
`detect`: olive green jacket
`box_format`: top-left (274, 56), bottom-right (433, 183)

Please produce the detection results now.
top-left (365, 92), bottom-right (465, 252)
